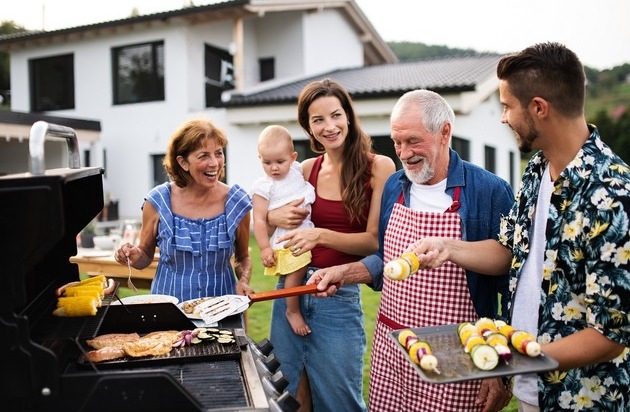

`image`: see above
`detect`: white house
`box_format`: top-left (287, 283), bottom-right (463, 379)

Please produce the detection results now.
top-left (0, 0), bottom-right (519, 221)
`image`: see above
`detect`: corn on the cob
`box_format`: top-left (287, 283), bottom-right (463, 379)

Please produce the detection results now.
top-left (53, 296), bottom-right (99, 316)
top-left (53, 275), bottom-right (108, 316)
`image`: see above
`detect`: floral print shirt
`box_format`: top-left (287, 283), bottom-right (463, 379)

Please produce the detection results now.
top-left (499, 126), bottom-right (630, 411)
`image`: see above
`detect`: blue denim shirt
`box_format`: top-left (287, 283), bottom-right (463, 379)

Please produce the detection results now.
top-left (363, 149), bottom-right (514, 318)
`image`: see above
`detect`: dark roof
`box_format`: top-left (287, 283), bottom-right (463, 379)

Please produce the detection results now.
top-left (225, 54), bottom-right (502, 107)
top-left (0, 0), bottom-right (248, 46)
top-left (0, 1), bottom-right (396, 64)
top-left (0, 111), bottom-right (101, 131)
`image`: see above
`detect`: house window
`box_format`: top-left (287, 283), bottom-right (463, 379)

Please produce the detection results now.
top-left (113, 41), bottom-right (164, 105)
top-left (152, 154), bottom-right (168, 188)
top-left (372, 135), bottom-right (402, 170)
top-left (451, 136), bottom-right (470, 161)
top-left (83, 149), bottom-right (91, 167)
top-left (205, 44), bottom-right (234, 107)
top-left (29, 54), bottom-right (75, 111)
top-left (485, 145), bottom-right (496, 173)
top-left (259, 57), bottom-right (275, 82)
top-left (293, 140), bottom-right (317, 162)
top-left (509, 150), bottom-right (516, 188)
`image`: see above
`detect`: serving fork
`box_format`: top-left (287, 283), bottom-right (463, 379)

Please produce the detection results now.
top-left (126, 257), bottom-right (138, 293)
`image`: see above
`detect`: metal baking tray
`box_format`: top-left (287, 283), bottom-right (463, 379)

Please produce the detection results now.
top-left (389, 323), bottom-right (558, 384)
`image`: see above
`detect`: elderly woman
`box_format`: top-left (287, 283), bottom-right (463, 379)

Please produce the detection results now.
top-left (115, 119), bottom-right (253, 302)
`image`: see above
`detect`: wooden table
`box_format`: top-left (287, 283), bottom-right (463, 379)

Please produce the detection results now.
top-left (69, 249), bottom-right (158, 290)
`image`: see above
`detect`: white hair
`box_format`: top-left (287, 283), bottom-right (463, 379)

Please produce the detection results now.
top-left (391, 89), bottom-right (455, 134)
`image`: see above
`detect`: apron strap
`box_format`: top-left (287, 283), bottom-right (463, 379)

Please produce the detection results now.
top-left (378, 312), bottom-right (407, 330)
top-left (445, 186), bottom-right (461, 213)
top-left (397, 186), bottom-right (461, 212)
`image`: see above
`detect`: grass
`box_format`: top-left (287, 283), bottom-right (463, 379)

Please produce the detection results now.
top-left (107, 236), bottom-right (516, 411)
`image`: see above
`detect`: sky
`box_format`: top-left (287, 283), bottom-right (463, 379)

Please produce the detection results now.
top-left (2, 0), bottom-right (629, 70)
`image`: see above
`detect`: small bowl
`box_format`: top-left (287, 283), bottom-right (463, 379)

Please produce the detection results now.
top-left (93, 235), bottom-right (122, 250)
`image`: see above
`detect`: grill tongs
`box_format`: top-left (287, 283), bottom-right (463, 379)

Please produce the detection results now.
top-left (197, 284), bottom-right (319, 324)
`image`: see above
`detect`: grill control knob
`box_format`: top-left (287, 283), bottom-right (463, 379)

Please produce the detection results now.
top-left (262, 370), bottom-right (289, 397)
top-left (253, 338), bottom-right (274, 357)
top-left (254, 352), bottom-right (281, 376)
top-left (269, 391), bottom-right (300, 412)
top-left (261, 353), bottom-right (280, 374)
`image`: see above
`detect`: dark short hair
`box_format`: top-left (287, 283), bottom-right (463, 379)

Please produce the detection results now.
top-left (496, 42), bottom-right (586, 118)
top-left (163, 119), bottom-right (227, 187)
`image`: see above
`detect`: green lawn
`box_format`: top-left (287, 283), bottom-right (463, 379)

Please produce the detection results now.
top-left (110, 235), bottom-right (516, 410)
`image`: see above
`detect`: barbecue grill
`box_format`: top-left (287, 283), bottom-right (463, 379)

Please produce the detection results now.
top-left (0, 122), bottom-right (298, 411)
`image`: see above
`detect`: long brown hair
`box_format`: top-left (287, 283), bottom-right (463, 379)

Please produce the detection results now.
top-left (297, 78), bottom-right (374, 222)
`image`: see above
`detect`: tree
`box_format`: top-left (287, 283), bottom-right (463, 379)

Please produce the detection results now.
top-left (0, 20), bottom-right (27, 99)
top-left (593, 110), bottom-right (630, 164)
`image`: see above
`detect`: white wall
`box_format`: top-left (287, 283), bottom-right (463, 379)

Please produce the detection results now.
top-left (303, 9), bottom-right (363, 74)
top-left (254, 11), bottom-right (305, 80)
top-left (455, 92), bottom-right (519, 188)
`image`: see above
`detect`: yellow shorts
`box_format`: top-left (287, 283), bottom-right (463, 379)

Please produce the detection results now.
top-left (263, 248), bottom-right (311, 277)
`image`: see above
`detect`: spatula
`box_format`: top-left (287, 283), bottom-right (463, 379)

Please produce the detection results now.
top-left (196, 284), bottom-right (319, 324)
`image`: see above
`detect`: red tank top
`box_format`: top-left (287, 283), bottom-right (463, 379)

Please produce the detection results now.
top-left (307, 155), bottom-right (372, 267)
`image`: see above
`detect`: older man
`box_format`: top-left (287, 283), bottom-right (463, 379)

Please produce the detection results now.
top-left (308, 89), bottom-right (514, 412)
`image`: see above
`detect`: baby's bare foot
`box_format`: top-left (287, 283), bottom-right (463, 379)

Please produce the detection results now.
top-left (286, 310), bottom-right (311, 336)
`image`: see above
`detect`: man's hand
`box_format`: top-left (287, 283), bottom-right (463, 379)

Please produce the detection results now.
top-left (407, 237), bottom-right (447, 270)
top-left (306, 265), bottom-right (349, 297)
top-left (476, 377), bottom-right (512, 412)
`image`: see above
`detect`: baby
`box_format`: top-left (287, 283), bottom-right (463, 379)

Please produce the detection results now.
top-left (251, 125), bottom-right (316, 336)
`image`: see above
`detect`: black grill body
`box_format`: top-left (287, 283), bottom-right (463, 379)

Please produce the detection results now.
top-left (0, 123), bottom-right (290, 412)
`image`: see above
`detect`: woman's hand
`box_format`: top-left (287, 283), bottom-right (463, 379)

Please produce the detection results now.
top-left (115, 242), bottom-right (142, 266)
top-left (267, 198), bottom-right (309, 230)
top-left (236, 279), bottom-right (254, 296)
top-left (277, 227), bottom-right (320, 256)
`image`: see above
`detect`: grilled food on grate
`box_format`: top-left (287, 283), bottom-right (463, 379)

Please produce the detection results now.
top-left (86, 332), bottom-right (141, 349)
top-left (85, 346), bottom-right (127, 363)
top-left (124, 337), bottom-right (174, 357)
top-left (53, 275), bottom-right (116, 317)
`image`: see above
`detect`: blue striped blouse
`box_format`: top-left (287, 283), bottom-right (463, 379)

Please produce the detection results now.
top-left (145, 182), bottom-right (252, 302)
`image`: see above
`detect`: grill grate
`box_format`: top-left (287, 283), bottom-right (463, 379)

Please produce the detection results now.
top-left (28, 282), bottom-right (118, 341)
top-left (168, 361), bottom-right (249, 409)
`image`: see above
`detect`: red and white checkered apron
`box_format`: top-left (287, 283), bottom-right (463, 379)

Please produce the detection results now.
top-left (369, 189), bottom-right (481, 412)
